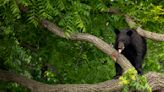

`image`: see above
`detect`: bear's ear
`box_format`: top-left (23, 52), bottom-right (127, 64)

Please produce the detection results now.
top-left (127, 30), bottom-right (133, 36)
top-left (114, 29), bottom-right (120, 35)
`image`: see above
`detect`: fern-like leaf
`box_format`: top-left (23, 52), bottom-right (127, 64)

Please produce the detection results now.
top-left (54, 0), bottom-right (65, 11)
top-left (10, 0), bottom-right (21, 19)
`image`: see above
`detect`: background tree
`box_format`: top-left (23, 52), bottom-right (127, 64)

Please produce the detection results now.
top-left (0, 0), bottom-right (164, 92)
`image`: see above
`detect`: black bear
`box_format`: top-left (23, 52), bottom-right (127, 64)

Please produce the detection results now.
top-left (114, 28), bottom-right (147, 77)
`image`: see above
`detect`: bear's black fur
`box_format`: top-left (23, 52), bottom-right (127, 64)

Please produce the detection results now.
top-left (114, 29), bottom-right (147, 77)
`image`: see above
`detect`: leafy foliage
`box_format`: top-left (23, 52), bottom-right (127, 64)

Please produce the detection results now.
top-left (119, 68), bottom-right (152, 92)
top-left (0, 0), bottom-right (164, 91)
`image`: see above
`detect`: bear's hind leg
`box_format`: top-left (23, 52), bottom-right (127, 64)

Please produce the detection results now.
top-left (134, 55), bottom-right (143, 75)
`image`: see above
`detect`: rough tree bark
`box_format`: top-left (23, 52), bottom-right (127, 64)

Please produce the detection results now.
top-left (0, 69), bottom-right (164, 92)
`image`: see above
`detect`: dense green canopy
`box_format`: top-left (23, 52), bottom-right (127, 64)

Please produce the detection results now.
top-left (0, 0), bottom-right (164, 91)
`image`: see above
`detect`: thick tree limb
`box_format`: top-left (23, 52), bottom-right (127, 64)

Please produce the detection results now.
top-left (106, 9), bottom-right (164, 41)
top-left (41, 20), bottom-right (133, 72)
top-left (0, 69), bottom-right (164, 92)
top-left (136, 27), bottom-right (164, 41)
top-left (125, 15), bottom-right (164, 41)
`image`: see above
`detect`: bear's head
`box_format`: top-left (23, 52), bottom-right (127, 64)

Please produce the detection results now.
top-left (114, 29), bottom-right (133, 53)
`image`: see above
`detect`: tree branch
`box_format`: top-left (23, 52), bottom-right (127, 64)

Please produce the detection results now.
top-left (0, 69), bottom-right (163, 92)
top-left (105, 8), bottom-right (164, 41)
top-left (41, 20), bottom-right (133, 72)
top-left (125, 15), bottom-right (164, 41)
